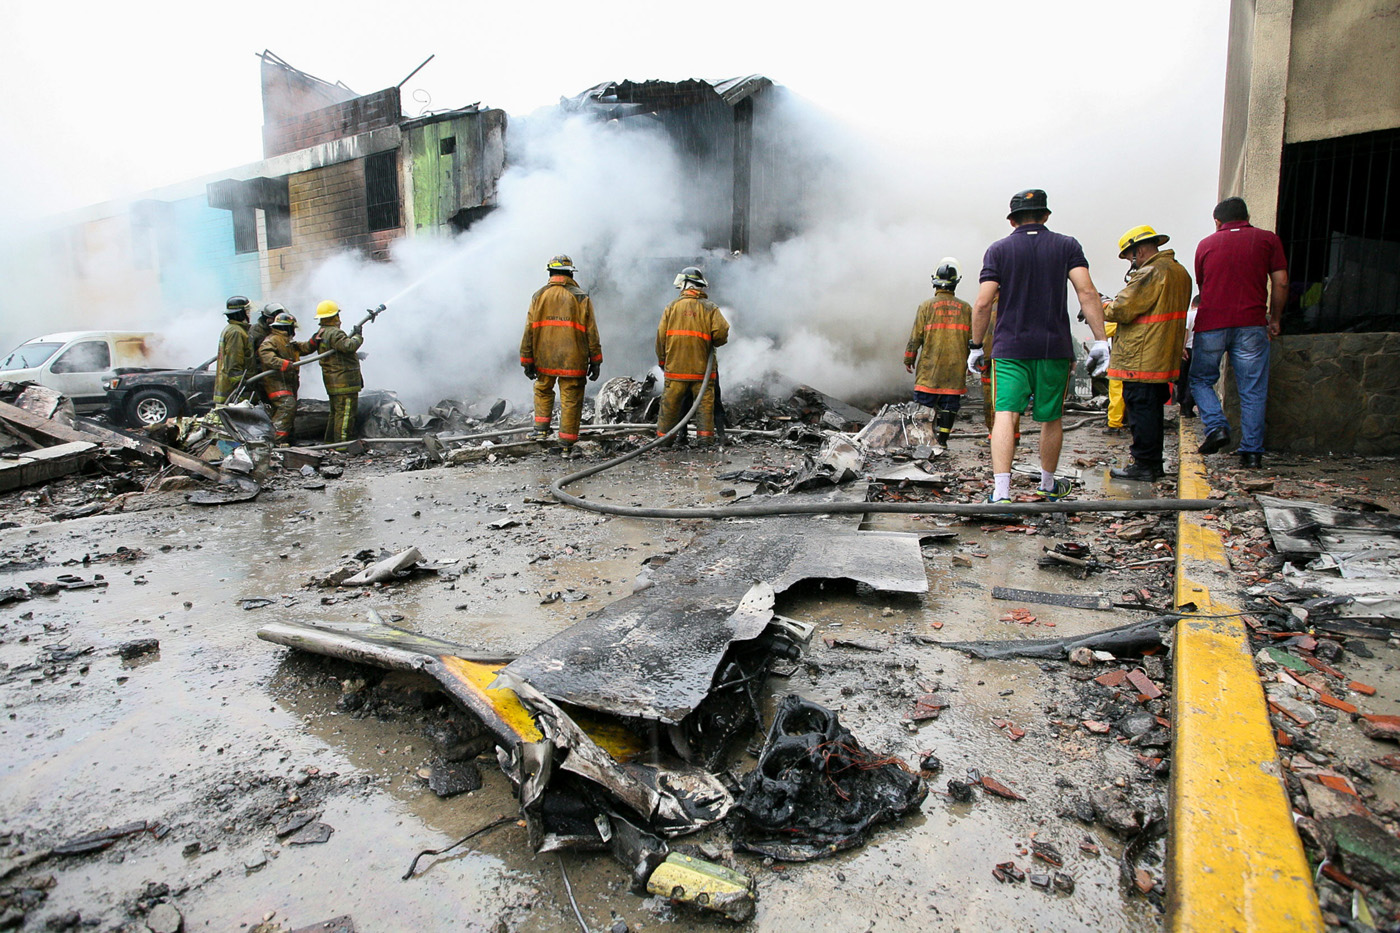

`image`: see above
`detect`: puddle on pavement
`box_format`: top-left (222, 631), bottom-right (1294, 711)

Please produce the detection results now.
top-left (1, 440), bottom-right (1163, 931)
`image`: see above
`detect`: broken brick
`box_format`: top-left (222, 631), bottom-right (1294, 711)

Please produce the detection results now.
top-left (1317, 774), bottom-right (1359, 797)
top-left (1358, 715), bottom-right (1400, 743)
top-left (1125, 669), bottom-right (1162, 700)
top-left (1349, 681), bottom-right (1377, 697)
top-left (1134, 868), bottom-right (1154, 894)
top-left (1320, 863), bottom-right (1359, 891)
top-left (1303, 656), bottom-right (1344, 680)
top-left (1372, 754), bottom-right (1400, 774)
top-left (1083, 720), bottom-right (1111, 734)
top-left (1094, 669), bottom-right (1128, 688)
top-left (980, 775), bottom-right (1025, 801)
top-left (1317, 695), bottom-right (1358, 715)
top-left (1276, 728), bottom-right (1294, 748)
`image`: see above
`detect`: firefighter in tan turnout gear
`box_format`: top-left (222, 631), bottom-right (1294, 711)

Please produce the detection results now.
top-left (656, 266), bottom-right (730, 446)
top-left (311, 300), bottom-right (364, 443)
top-left (1104, 225), bottom-right (1192, 481)
top-left (213, 296), bottom-right (254, 405)
top-left (904, 258), bottom-right (972, 448)
top-left (257, 311), bottom-right (313, 445)
top-left (520, 255), bottom-right (603, 458)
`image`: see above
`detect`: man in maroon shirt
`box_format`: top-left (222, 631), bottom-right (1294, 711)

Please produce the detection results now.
top-left (1190, 197), bottom-right (1288, 468)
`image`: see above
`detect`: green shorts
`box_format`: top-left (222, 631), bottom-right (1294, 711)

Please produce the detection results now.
top-left (991, 358), bottom-right (1073, 423)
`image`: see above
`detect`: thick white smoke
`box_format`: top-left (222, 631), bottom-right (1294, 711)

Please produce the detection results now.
top-left (284, 110), bottom-right (707, 409)
top-left (274, 95), bottom-right (979, 412)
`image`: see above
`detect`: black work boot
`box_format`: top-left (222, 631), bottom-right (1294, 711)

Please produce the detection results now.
top-left (1238, 451), bottom-right (1262, 469)
top-left (934, 409), bottom-right (956, 449)
top-left (1110, 462), bottom-right (1165, 481)
top-left (1198, 426), bottom-right (1231, 455)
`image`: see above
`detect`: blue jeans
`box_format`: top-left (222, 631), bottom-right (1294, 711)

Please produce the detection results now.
top-left (1189, 326), bottom-right (1270, 453)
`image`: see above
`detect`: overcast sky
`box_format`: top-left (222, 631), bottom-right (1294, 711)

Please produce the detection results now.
top-left (0, 0), bottom-right (1233, 341)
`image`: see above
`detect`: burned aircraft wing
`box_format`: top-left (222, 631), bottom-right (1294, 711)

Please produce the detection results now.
top-left (501, 583), bottom-right (776, 724)
top-left (259, 618), bottom-right (734, 845)
top-left (502, 523), bottom-right (926, 724)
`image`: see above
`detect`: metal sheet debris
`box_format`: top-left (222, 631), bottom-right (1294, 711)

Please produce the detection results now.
top-left (991, 586), bottom-right (1113, 611)
top-left (1259, 495), bottom-right (1400, 619)
top-left (257, 618), bottom-right (735, 854)
top-left (503, 522), bottom-right (924, 725)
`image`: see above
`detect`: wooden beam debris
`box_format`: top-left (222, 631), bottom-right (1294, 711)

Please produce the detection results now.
top-left (0, 441), bottom-right (98, 492)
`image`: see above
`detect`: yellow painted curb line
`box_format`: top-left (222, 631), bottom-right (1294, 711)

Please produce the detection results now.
top-left (1166, 419), bottom-right (1323, 932)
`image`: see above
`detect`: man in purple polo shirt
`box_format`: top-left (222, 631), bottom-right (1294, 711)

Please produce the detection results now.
top-left (1190, 197), bottom-right (1288, 469)
top-left (968, 189), bottom-right (1110, 505)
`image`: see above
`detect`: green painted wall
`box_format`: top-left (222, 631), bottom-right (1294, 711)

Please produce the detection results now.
top-left (404, 109), bottom-right (507, 233)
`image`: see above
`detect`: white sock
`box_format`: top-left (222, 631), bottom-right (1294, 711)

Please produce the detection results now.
top-left (993, 472), bottom-right (1012, 500)
top-left (1040, 468), bottom-right (1057, 491)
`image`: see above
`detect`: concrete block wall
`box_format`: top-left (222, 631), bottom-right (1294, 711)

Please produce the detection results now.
top-left (1264, 332), bottom-right (1400, 453)
top-left (268, 158), bottom-right (404, 293)
top-left (263, 88), bottom-right (401, 159)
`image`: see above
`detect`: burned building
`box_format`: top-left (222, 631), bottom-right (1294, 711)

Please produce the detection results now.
top-left (207, 52), bottom-right (507, 294)
top-left (1220, 1), bottom-right (1400, 453)
top-left (1, 53), bottom-right (507, 335)
top-left (564, 76), bottom-right (797, 256)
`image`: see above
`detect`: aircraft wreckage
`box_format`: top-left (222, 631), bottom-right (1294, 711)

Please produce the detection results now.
top-left (258, 515), bottom-right (935, 920)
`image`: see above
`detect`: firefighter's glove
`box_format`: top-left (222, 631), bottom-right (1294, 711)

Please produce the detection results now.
top-left (1086, 340), bottom-right (1110, 377)
top-left (587, 360), bottom-right (601, 382)
top-left (966, 347), bottom-right (985, 376)
top-left (523, 363), bottom-right (538, 380)
top-left (351, 324), bottom-right (363, 338)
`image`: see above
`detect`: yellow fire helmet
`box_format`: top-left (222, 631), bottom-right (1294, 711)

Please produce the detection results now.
top-left (1117, 225), bottom-right (1169, 259)
top-left (315, 300), bottom-right (341, 320)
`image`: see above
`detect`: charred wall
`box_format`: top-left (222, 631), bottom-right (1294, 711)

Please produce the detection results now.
top-left (264, 88), bottom-right (403, 159)
top-left (269, 158), bottom-right (403, 292)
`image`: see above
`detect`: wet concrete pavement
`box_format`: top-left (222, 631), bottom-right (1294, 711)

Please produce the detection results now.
top-left (1, 421), bottom-right (1177, 931)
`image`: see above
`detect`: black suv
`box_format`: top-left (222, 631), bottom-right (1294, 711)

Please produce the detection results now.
top-left (104, 358), bottom-right (218, 427)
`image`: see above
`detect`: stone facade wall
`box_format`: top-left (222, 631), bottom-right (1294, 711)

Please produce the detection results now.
top-left (1263, 332), bottom-right (1400, 453)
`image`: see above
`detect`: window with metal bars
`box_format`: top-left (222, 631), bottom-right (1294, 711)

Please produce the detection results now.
top-left (365, 151), bottom-right (400, 232)
top-left (1277, 128), bottom-right (1400, 334)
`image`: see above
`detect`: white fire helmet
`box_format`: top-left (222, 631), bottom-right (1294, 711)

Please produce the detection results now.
top-left (931, 257), bottom-right (961, 289)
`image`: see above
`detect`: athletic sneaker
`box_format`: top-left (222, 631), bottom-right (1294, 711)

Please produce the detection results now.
top-left (985, 492), bottom-right (1017, 519)
top-left (1034, 479), bottom-right (1073, 500)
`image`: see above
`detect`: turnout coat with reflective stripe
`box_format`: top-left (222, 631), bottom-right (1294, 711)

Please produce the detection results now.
top-left (520, 277), bottom-right (602, 378)
top-left (1104, 249), bottom-right (1192, 383)
top-left (313, 325), bottom-right (363, 393)
top-left (257, 331), bottom-right (313, 397)
top-left (656, 289), bottom-right (729, 381)
top-left (904, 289), bottom-right (971, 395)
top-left (214, 321), bottom-right (253, 400)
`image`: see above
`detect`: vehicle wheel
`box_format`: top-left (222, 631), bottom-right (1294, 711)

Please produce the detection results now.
top-left (126, 388), bottom-right (181, 427)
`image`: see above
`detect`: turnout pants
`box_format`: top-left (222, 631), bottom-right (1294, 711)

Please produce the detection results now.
top-left (657, 378), bottom-right (717, 441)
top-left (1123, 381), bottom-right (1170, 470)
top-left (325, 389), bottom-right (359, 443)
top-left (1108, 379), bottom-right (1125, 428)
top-left (534, 375), bottom-right (585, 445)
top-left (267, 390), bottom-right (297, 444)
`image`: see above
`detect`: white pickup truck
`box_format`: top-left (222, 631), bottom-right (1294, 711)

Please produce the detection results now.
top-left (0, 331), bottom-right (163, 413)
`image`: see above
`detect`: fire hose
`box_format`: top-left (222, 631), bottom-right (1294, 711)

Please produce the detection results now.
top-left (549, 352), bottom-right (1216, 520)
top-left (228, 304), bottom-right (387, 402)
